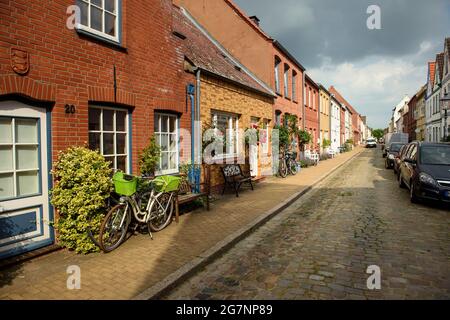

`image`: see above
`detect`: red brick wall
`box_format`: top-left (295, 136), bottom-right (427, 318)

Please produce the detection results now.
top-left (272, 47), bottom-right (303, 123)
top-left (0, 0), bottom-right (194, 172)
top-left (340, 107), bottom-right (345, 146)
top-left (304, 79), bottom-right (319, 150)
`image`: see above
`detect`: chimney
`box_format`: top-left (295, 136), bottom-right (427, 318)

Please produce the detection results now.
top-left (249, 15), bottom-right (260, 26)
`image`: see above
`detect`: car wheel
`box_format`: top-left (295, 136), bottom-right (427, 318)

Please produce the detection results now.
top-left (410, 181), bottom-right (419, 203)
top-left (398, 172), bottom-right (406, 189)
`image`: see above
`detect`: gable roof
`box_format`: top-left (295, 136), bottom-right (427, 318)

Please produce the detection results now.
top-left (435, 52), bottom-right (445, 83)
top-left (224, 0), bottom-right (306, 72)
top-left (223, 0), bottom-right (273, 41)
top-left (428, 61), bottom-right (436, 88)
top-left (446, 38), bottom-right (450, 57)
top-left (328, 86), bottom-right (358, 116)
top-left (305, 74), bottom-right (319, 89)
top-left (173, 6), bottom-right (274, 97)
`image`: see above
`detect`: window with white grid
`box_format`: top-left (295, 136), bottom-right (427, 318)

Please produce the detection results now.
top-left (88, 106), bottom-right (129, 172)
top-left (212, 111), bottom-right (239, 158)
top-left (75, 0), bottom-right (120, 43)
top-left (154, 113), bottom-right (179, 175)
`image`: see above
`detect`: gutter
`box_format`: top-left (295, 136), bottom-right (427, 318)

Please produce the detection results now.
top-left (196, 68), bottom-right (201, 164)
top-left (302, 71), bottom-right (306, 130)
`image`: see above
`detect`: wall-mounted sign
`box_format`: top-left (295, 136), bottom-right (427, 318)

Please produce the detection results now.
top-left (11, 47), bottom-right (29, 75)
top-left (65, 104), bottom-right (76, 114)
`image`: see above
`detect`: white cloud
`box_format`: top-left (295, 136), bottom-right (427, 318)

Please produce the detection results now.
top-left (308, 46), bottom-right (429, 128)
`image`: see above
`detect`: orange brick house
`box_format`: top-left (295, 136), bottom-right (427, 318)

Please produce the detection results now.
top-left (173, 6), bottom-right (275, 190)
top-left (173, 0), bottom-right (306, 156)
top-left (304, 74), bottom-right (320, 151)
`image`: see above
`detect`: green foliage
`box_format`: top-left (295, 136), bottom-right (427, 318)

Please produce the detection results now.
top-left (298, 130), bottom-right (312, 146)
top-left (346, 138), bottom-right (354, 145)
top-left (244, 127), bottom-right (259, 145)
top-left (322, 138), bottom-right (331, 148)
top-left (372, 129), bottom-right (385, 140)
top-left (50, 146), bottom-right (113, 254)
top-left (273, 124), bottom-right (290, 148)
top-left (343, 143), bottom-right (352, 152)
top-left (139, 135), bottom-right (161, 176)
top-left (299, 160), bottom-right (309, 168)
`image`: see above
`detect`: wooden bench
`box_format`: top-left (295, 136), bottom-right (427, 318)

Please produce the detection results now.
top-left (175, 169), bottom-right (210, 223)
top-left (220, 164), bottom-right (254, 197)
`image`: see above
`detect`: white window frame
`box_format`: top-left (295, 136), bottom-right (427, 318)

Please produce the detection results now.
top-left (75, 0), bottom-right (120, 43)
top-left (284, 65), bottom-right (290, 98)
top-left (292, 71), bottom-right (297, 101)
top-left (88, 105), bottom-right (129, 173)
top-left (154, 113), bottom-right (179, 176)
top-left (274, 58), bottom-right (281, 94)
top-left (211, 111), bottom-right (239, 160)
top-left (0, 117), bottom-right (41, 200)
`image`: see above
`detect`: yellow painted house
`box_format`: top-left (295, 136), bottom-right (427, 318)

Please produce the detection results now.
top-left (414, 85), bottom-right (427, 141)
top-left (319, 85), bottom-right (331, 153)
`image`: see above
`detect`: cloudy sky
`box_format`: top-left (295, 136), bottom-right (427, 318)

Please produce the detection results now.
top-left (235, 0), bottom-right (450, 129)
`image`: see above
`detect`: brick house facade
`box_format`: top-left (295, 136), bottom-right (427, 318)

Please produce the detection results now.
top-left (173, 0), bottom-right (305, 156)
top-left (318, 84), bottom-right (331, 153)
top-left (0, 0), bottom-right (193, 258)
top-left (173, 6), bottom-right (274, 190)
top-left (304, 74), bottom-right (320, 151)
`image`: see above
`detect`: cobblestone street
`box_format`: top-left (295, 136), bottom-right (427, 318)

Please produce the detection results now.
top-left (167, 148), bottom-right (450, 300)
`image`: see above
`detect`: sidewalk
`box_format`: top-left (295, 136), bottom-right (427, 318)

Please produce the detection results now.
top-left (0, 147), bottom-right (363, 300)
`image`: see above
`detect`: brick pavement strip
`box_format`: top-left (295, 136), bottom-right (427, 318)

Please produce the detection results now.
top-left (0, 148), bottom-right (362, 300)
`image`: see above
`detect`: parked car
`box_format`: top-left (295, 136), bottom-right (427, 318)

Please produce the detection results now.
top-left (397, 142), bottom-right (450, 204)
top-left (393, 144), bottom-right (408, 174)
top-left (366, 138), bottom-right (377, 148)
top-left (385, 142), bottom-right (406, 169)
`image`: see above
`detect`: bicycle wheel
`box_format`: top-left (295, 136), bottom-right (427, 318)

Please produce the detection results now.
top-left (288, 158), bottom-right (298, 175)
top-left (99, 203), bottom-right (131, 253)
top-left (278, 159), bottom-right (288, 178)
top-left (148, 193), bottom-right (174, 232)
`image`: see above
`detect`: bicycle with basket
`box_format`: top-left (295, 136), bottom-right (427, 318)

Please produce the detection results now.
top-left (96, 171), bottom-right (181, 252)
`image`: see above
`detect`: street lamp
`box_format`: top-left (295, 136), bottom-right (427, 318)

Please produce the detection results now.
top-left (441, 93), bottom-right (450, 141)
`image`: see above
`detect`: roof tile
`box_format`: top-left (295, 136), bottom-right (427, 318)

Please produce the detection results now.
top-left (172, 6), bottom-right (273, 96)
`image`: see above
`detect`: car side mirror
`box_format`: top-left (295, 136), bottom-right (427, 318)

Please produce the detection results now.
top-left (404, 158), bottom-right (416, 165)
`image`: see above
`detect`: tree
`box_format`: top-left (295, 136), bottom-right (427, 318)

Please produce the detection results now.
top-left (372, 129), bottom-right (385, 140)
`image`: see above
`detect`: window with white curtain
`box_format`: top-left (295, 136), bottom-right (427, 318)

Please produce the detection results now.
top-left (211, 111), bottom-right (239, 158)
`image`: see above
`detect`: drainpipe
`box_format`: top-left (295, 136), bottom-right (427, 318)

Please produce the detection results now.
top-left (196, 68), bottom-right (201, 165)
top-left (318, 94), bottom-right (321, 152)
top-left (329, 95), bottom-right (333, 149)
top-left (189, 88), bottom-right (195, 166)
top-left (301, 72), bottom-right (306, 160)
top-left (302, 72), bottom-right (306, 130)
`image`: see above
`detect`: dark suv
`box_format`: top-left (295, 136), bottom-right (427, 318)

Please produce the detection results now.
top-left (397, 141), bottom-right (450, 204)
top-left (385, 142), bottom-right (406, 169)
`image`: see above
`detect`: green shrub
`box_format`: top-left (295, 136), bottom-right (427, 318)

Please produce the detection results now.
top-left (50, 146), bottom-right (113, 254)
top-left (139, 135), bottom-right (161, 176)
top-left (322, 138), bottom-right (331, 148)
top-left (300, 160), bottom-right (309, 168)
top-left (273, 125), bottom-right (290, 148)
